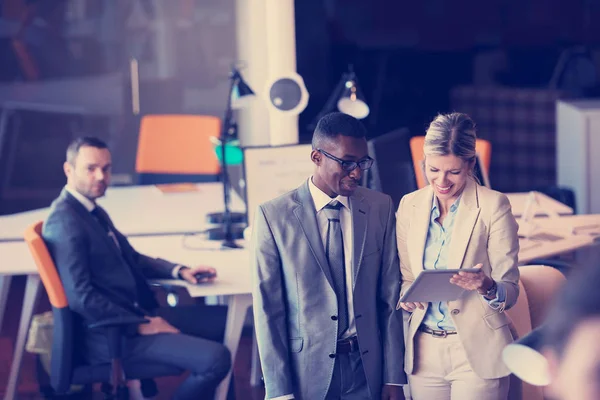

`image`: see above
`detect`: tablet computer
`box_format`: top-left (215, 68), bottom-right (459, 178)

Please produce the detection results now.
top-left (400, 268), bottom-right (479, 303)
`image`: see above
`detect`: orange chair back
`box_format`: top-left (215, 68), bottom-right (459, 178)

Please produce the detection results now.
top-left (24, 222), bottom-right (68, 308)
top-left (135, 115), bottom-right (221, 175)
top-left (11, 39), bottom-right (39, 80)
top-left (409, 136), bottom-right (492, 189)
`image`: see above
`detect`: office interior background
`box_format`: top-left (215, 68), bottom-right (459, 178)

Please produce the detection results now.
top-left (1, 0), bottom-right (600, 399)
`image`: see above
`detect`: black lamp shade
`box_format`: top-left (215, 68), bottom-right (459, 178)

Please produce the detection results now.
top-left (231, 74), bottom-right (255, 110)
top-left (236, 78), bottom-right (255, 97)
top-left (502, 327), bottom-right (551, 386)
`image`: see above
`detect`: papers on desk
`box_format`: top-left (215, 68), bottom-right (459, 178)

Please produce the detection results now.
top-left (517, 215), bottom-right (600, 264)
top-left (519, 238), bottom-right (542, 252)
top-left (155, 183), bottom-right (201, 193)
top-left (523, 232), bottom-right (564, 242)
top-left (572, 224), bottom-right (600, 236)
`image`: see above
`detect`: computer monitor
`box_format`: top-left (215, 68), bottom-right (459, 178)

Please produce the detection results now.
top-left (243, 144), bottom-right (314, 227)
top-left (0, 102), bottom-right (110, 214)
top-left (366, 128), bottom-right (418, 209)
top-left (473, 153), bottom-right (491, 188)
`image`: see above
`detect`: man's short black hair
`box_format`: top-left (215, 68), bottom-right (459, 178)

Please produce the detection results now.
top-left (312, 112), bottom-right (367, 149)
top-left (544, 266), bottom-right (600, 356)
top-left (66, 137), bottom-right (108, 165)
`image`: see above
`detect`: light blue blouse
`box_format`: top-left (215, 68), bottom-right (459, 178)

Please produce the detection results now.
top-left (421, 196), bottom-right (506, 331)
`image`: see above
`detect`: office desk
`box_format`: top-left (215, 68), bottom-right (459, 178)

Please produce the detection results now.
top-left (1, 242), bottom-right (42, 400)
top-left (517, 214), bottom-right (600, 264)
top-left (2, 235), bottom-right (250, 400)
top-left (506, 191), bottom-right (573, 218)
top-left (132, 235), bottom-right (251, 400)
top-left (0, 187), bottom-right (569, 242)
top-left (0, 182), bottom-right (246, 242)
top-left (0, 182), bottom-right (246, 330)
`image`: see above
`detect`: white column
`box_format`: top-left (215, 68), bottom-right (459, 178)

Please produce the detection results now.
top-left (236, 0), bottom-right (299, 147)
top-left (152, 0), bottom-right (176, 79)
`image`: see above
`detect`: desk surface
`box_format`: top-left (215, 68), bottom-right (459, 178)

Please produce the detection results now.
top-left (0, 183), bottom-right (246, 242)
top-left (131, 235), bottom-right (251, 297)
top-left (6, 216), bottom-right (599, 279)
top-left (0, 187), bottom-right (568, 242)
top-left (0, 234), bottom-right (251, 297)
top-left (518, 214), bottom-right (600, 264)
top-left (506, 192), bottom-right (573, 218)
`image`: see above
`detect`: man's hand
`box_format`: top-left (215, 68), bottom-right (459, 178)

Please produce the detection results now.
top-left (179, 266), bottom-right (217, 284)
top-left (138, 316), bottom-right (179, 335)
top-left (382, 384), bottom-right (405, 400)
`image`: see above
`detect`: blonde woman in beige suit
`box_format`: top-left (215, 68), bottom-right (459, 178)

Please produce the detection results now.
top-left (396, 113), bottom-right (519, 400)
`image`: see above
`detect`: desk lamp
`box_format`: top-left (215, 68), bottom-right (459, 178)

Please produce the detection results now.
top-left (502, 327), bottom-right (551, 386)
top-left (308, 65), bottom-right (369, 131)
top-left (206, 64), bottom-right (254, 248)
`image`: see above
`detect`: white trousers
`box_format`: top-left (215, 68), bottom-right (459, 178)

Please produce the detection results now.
top-left (408, 331), bottom-right (509, 400)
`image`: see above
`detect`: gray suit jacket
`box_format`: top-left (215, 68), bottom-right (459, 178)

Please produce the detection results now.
top-left (251, 180), bottom-right (406, 400)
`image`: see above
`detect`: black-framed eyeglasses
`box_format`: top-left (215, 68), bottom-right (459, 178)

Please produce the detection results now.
top-left (317, 149), bottom-right (374, 172)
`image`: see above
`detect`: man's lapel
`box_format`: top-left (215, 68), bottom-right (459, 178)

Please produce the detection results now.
top-left (350, 191), bottom-right (368, 288)
top-left (408, 187), bottom-right (433, 278)
top-left (61, 189), bottom-right (122, 254)
top-left (448, 179), bottom-right (481, 270)
top-left (293, 181), bottom-right (335, 290)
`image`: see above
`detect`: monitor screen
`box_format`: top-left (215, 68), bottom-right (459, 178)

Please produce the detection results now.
top-left (366, 128), bottom-right (418, 209)
top-left (243, 144), bottom-right (314, 227)
top-left (0, 103), bottom-right (110, 214)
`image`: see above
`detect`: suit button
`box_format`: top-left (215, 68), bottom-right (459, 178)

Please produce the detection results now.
top-left (331, 316), bottom-right (338, 321)
top-left (451, 309), bottom-right (460, 315)
top-left (329, 353), bottom-right (336, 359)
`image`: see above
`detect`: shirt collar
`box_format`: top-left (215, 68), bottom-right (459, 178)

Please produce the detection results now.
top-left (308, 177), bottom-right (350, 212)
top-left (65, 185), bottom-right (96, 212)
top-left (431, 195), bottom-right (461, 215)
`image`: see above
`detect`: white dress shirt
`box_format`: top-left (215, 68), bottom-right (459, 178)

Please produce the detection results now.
top-left (65, 185), bottom-right (95, 212)
top-left (308, 177), bottom-right (356, 339)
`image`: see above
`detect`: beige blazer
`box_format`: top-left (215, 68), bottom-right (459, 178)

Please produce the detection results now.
top-left (396, 178), bottom-right (519, 379)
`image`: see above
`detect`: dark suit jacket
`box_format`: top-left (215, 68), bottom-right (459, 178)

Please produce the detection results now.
top-left (42, 189), bottom-right (177, 328)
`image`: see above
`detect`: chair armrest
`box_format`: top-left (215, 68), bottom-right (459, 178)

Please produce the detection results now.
top-left (150, 279), bottom-right (188, 307)
top-left (150, 279), bottom-right (187, 289)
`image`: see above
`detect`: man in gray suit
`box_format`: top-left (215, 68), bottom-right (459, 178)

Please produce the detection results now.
top-left (251, 113), bottom-right (406, 400)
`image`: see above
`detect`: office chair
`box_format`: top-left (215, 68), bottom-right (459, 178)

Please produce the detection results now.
top-left (24, 221), bottom-right (183, 399)
top-left (506, 265), bottom-right (567, 400)
top-left (135, 114), bottom-right (222, 184)
top-left (409, 136), bottom-right (491, 189)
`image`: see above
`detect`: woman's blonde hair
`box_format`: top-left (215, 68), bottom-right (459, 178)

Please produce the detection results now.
top-left (424, 112), bottom-right (477, 165)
